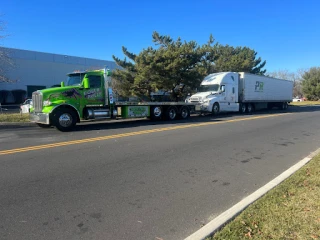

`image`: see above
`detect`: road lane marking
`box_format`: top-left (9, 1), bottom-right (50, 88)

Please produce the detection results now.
top-left (0, 113), bottom-right (291, 155)
top-left (184, 147), bottom-right (320, 240)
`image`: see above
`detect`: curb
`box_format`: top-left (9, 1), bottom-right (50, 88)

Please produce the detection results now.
top-left (184, 147), bottom-right (320, 240)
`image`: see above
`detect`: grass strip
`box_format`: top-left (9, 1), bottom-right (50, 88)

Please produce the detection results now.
top-left (290, 101), bottom-right (320, 106)
top-left (0, 113), bottom-right (30, 122)
top-left (209, 153), bottom-right (320, 240)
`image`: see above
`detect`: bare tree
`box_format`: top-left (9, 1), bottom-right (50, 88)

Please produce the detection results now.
top-left (0, 18), bottom-right (14, 83)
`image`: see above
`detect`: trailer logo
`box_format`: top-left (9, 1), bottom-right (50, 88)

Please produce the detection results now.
top-left (255, 81), bottom-right (264, 92)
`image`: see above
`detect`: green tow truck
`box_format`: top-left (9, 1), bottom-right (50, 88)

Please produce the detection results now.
top-left (30, 68), bottom-right (194, 131)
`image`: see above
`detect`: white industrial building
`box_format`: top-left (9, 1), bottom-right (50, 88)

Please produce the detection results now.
top-left (0, 47), bottom-right (118, 104)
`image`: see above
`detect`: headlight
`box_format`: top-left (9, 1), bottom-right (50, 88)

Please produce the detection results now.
top-left (43, 100), bottom-right (52, 106)
top-left (203, 98), bottom-right (210, 103)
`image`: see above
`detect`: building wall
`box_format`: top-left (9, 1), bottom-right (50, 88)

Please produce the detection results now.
top-left (0, 47), bottom-right (118, 103)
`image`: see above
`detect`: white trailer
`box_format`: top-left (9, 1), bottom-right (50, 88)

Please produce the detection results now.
top-left (188, 72), bottom-right (293, 114)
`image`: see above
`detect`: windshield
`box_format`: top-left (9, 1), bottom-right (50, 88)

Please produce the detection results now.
top-left (198, 84), bottom-right (219, 93)
top-left (66, 74), bottom-right (84, 86)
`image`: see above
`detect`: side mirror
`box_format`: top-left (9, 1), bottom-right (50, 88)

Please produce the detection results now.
top-left (61, 81), bottom-right (65, 87)
top-left (83, 78), bottom-right (90, 89)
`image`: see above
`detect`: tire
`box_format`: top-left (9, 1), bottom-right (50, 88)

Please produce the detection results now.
top-left (212, 103), bottom-right (220, 115)
top-left (165, 106), bottom-right (178, 120)
top-left (240, 103), bottom-right (246, 114)
top-left (179, 106), bottom-right (190, 120)
top-left (150, 106), bottom-right (162, 120)
top-left (52, 108), bottom-right (77, 132)
top-left (280, 102), bottom-right (288, 110)
top-left (36, 123), bottom-right (52, 128)
top-left (282, 102), bottom-right (288, 110)
top-left (285, 102), bottom-right (289, 109)
top-left (246, 103), bottom-right (254, 113)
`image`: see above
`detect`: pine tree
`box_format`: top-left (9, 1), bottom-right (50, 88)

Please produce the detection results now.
top-left (301, 67), bottom-right (320, 100)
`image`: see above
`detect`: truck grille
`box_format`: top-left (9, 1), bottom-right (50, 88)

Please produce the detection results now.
top-left (32, 91), bottom-right (43, 112)
top-left (190, 97), bottom-right (201, 103)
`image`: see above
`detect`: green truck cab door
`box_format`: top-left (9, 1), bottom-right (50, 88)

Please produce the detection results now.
top-left (81, 74), bottom-right (105, 107)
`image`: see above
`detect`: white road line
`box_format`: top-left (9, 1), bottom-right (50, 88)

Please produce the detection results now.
top-left (185, 147), bottom-right (320, 240)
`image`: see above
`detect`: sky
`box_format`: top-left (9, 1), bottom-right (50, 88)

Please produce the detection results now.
top-left (1, 0), bottom-right (320, 73)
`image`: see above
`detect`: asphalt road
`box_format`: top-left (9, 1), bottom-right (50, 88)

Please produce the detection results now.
top-left (1, 106), bottom-right (320, 240)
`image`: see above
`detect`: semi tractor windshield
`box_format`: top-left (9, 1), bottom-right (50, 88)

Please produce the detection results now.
top-left (66, 74), bottom-right (85, 86)
top-left (198, 84), bottom-right (219, 93)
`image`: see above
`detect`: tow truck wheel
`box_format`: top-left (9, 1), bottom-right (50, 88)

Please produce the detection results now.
top-left (52, 108), bottom-right (77, 132)
top-left (212, 103), bottom-right (220, 115)
top-left (165, 106), bottom-right (178, 120)
top-left (150, 106), bottom-right (162, 120)
top-left (179, 106), bottom-right (190, 120)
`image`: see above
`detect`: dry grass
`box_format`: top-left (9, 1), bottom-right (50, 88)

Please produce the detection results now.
top-left (0, 113), bottom-right (30, 122)
top-left (290, 101), bottom-right (320, 106)
top-left (209, 154), bottom-right (320, 240)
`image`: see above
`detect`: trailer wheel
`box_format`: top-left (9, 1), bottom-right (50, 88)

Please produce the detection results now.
top-left (150, 106), bottom-right (162, 120)
top-left (179, 106), bottom-right (190, 120)
top-left (52, 108), bottom-right (77, 132)
top-left (240, 103), bottom-right (246, 114)
top-left (246, 103), bottom-right (254, 113)
top-left (281, 102), bottom-right (288, 110)
top-left (212, 103), bottom-right (220, 115)
top-left (165, 106), bottom-right (178, 120)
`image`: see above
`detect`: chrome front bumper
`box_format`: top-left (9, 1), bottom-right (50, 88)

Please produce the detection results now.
top-left (30, 112), bottom-right (50, 125)
top-left (195, 104), bottom-right (209, 112)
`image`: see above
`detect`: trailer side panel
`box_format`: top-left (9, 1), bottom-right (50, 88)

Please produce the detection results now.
top-left (239, 72), bottom-right (293, 102)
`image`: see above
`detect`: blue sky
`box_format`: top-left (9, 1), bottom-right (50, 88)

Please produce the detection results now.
top-left (2, 0), bottom-right (319, 73)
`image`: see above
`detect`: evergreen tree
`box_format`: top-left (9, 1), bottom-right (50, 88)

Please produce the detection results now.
top-left (212, 44), bottom-right (266, 74)
top-left (301, 67), bottom-right (320, 100)
top-left (112, 32), bottom-right (267, 100)
top-left (112, 32), bottom-right (216, 100)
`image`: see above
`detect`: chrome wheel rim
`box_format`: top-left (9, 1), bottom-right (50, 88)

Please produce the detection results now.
top-left (59, 113), bottom-right (72, 127)
top-left (153, 107), bottom-right (162, 117)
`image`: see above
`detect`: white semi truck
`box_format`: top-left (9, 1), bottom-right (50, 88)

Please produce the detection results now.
top-left (187, 72), bottom-right (293, 114)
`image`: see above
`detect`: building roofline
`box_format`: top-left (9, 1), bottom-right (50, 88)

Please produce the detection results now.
top-left (0, 46), bottom-right (114, 62)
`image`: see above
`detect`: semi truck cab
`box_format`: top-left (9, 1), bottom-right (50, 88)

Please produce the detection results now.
top-left (188, 72), bottom-right (240, 114)
top-left (30, 68), bottom-right (116, 131)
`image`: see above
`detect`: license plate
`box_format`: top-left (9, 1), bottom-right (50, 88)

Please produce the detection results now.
top-left (195, 105), bottom-right (201, 111)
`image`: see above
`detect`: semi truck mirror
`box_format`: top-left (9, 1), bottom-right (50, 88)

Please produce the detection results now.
top-left (83, 78), bottom-right (90, 89)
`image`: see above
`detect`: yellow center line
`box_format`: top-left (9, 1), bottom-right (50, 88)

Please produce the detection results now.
top-left (0, 113), bottom-right (290, 155)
